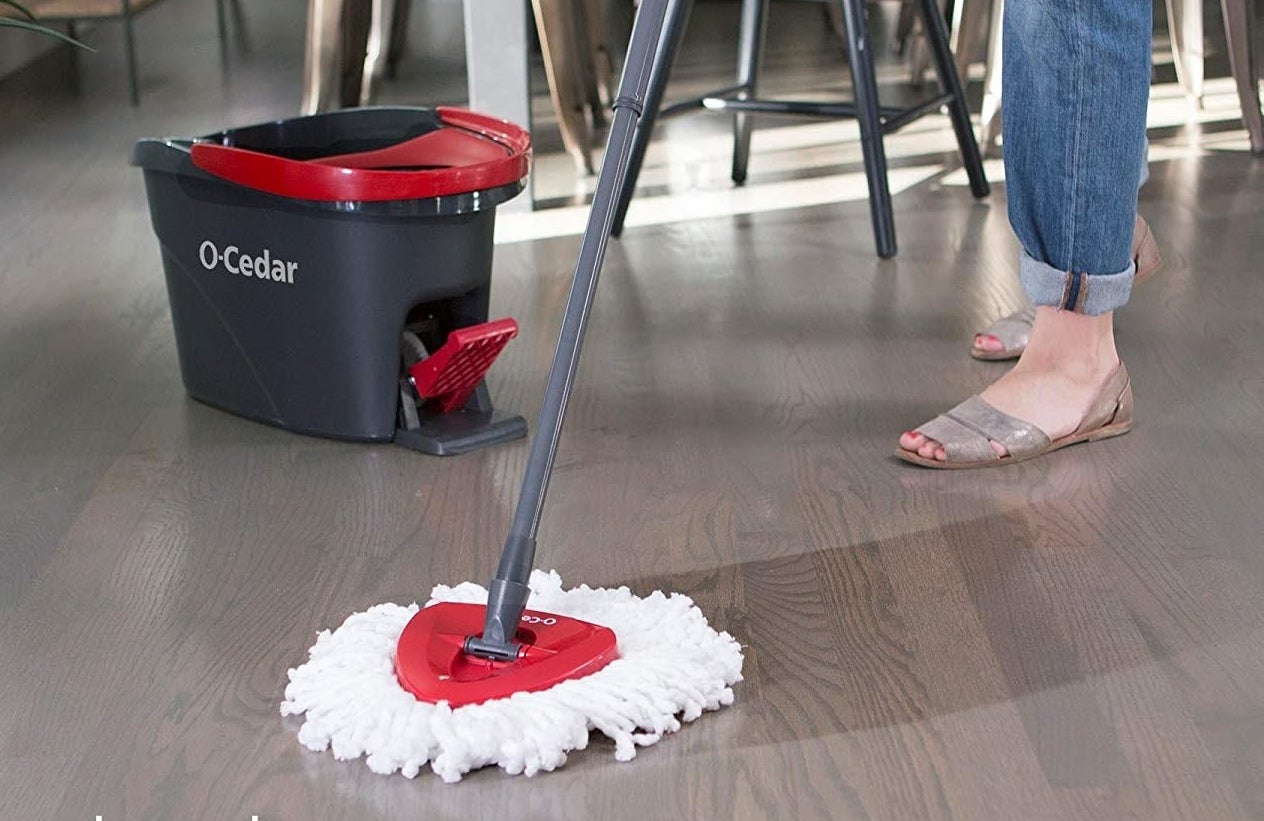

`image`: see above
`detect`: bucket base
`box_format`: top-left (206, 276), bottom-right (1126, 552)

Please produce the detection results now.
top-left (395, 408), bottom-right (527, 456)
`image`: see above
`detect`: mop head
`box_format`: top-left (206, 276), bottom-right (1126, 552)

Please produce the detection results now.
top-left (280, 570), bottom-right (744, 782)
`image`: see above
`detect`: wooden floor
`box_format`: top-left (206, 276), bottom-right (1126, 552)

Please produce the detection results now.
top-left (2, 1), bottom-right (1263, 819)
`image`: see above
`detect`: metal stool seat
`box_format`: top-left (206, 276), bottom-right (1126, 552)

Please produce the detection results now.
top-left (610, 0), bottom-right (991, 258)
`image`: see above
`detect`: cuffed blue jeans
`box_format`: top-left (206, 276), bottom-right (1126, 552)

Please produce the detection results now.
top-left (1002, 0), bottom-right (1152, 316)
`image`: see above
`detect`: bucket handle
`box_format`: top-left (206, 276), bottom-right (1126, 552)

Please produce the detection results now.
top-left (189, 107), bottom-right (531, 202)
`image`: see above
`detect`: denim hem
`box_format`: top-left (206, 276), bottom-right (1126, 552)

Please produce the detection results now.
top-left (1019, 251), bottom-right (1134, 316)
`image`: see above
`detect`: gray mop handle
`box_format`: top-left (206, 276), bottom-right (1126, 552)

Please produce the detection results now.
top-left (477, 0), bottom-right (672, 652)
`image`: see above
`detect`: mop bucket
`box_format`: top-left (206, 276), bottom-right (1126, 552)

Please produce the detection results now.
top-left (131, 107), bottom-right (531, 454)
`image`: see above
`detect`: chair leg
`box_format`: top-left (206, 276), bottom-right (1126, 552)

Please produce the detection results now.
top-left (950, 0), bottom-right (988, 89)
top-left (1221, 0), bottom-right (1264, 154)
top-left (825, 0), bottom-right (846, 45)
top-left (583, 0), bottom-right (615, 112)
top-left (977, 0), bottom-right (1003, 156)
top-left (838, 0), bottom-right (896, 258)
top-left (229, 0), bottom-right (250, 54)
top-left (340, 0), bottom-right (372, 107)
top-left (215, 0), bottom-right (228, 62)
top-left (1165, 0), bottom-right (1205, 105)
top-left (359, 0), bottom-right (397, 105)
top-left (533, 0), bottom-right (595, 174)
top-left (123, 1), bottom-right (139, 105)
top-left (906, 0), bottom-right (948, 89)
top-left (386, 0), bottom-right (410, 79)
top-left (732, 0), bottom-right (769, 185)
top-left (302, 0), bottom-right (345, 114)
top-left (894, 1), bottom-right (916, 55)
top-left (916, 0), bottom-right (989, 198)
top-left (574, 0), bottom-right (606, 129)
top-left (610, 0), bottom-right (693, 236)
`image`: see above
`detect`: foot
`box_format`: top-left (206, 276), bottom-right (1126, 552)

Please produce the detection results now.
top-left (970, 217), bottom-right (1160, 361)
top-left (902, 307), bottom-right (1121, 462)
top-left (972, 330), bottom-right (1009, 357)
top-left (970, 305), bottom-right (1037, 360)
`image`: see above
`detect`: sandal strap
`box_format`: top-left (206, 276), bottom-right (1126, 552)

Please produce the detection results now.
top-left (916, 413), bottom-right (998, 462)
top-left (978, 306), bottom-right (1037, 350)
top-left (949, 396), bottom-right (1052, 459)
top-left (916, 395), bottom-right (1053, 463)
top-left (1073, 363), bottom-right (1131, 434)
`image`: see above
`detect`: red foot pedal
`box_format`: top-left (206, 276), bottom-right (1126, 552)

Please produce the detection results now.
top-left (409, 318), bottom-right (518, 413)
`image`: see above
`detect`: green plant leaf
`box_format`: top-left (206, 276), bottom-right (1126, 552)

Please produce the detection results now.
top-left (0, 17), bottom-right (96, 50)
top-left (0, 0), bottom-right (38, 21)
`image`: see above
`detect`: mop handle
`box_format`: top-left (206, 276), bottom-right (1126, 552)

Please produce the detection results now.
top-left (472, 0), bottom-right (672, 657)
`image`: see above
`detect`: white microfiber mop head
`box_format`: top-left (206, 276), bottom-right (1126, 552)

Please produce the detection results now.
top-left (280, 570), bottom-right (744, 782)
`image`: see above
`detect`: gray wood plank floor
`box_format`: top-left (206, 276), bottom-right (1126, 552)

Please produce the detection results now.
top-left (2, 1), bottom-right (1262, 819)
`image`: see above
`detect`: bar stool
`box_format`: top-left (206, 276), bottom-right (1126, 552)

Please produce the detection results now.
top-left (609, 0), bottom-right (991, 258)
top-left (1159, 0), bottom-right (1261, 125)
top-left (1161, 0), bottom-right (1262, 153)
top-left (532, 0), bottom-right (616, 174)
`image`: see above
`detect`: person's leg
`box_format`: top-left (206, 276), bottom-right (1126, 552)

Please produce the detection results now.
top-left (972, 147), bottom-right (1153, 359)
top-left (900, 0), bottom-right (1152, 464)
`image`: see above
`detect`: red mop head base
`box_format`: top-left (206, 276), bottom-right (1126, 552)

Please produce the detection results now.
top-left (394, 602), bottom-right (619, 707)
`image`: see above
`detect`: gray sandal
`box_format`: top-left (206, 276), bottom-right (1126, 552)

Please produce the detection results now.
top-left (898, 363), bottom-right (1134, 469)
top-left (970, 305), bottom-right (1037, 361)
top-left (971, 218), bottom-right (1162, 361)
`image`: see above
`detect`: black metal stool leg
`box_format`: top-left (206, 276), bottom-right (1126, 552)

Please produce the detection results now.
top-left (611, 0), bottom-right (693, 237)
top-left (732, 0), bottom-right (769, 185)
top-left (916, 0), bottom-right (990, 198)
top-left (839, 0), bottom-right (896, 258)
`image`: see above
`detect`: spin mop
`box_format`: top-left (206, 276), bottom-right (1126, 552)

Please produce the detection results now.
top-left (280, 0), bottom-right (744, 782)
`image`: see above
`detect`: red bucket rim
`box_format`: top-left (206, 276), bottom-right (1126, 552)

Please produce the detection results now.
top-left (189, 107), bottom-right (531, 202)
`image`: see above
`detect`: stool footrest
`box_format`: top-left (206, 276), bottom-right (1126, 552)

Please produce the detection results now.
top-left (675, 92), bottom-right (956, 135)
